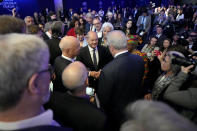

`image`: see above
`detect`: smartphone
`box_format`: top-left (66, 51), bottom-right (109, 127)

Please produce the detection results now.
top-left (86, 87), bottom-right (95, 96)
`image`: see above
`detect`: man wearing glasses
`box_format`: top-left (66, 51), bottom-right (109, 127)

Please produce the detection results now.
top-left (0, 34), bottom-right (70, 131)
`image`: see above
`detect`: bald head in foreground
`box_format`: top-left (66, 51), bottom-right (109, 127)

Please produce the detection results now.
top-left (47, 61), bottom-right (106, 131)
top-left (62, 61), bottom-right (88, 95)
top-left (53, 36), bottom-right (80, 93)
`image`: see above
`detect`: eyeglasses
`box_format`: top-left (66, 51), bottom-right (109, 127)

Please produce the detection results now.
top-left (37, 64), bottom-right (53, 79)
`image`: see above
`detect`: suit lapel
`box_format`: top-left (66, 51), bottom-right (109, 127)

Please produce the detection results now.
top-left (85, 46), bottom-right (94, 66)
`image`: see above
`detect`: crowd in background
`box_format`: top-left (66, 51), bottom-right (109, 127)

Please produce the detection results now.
top-left (0, 1), bottom-right (197, 131)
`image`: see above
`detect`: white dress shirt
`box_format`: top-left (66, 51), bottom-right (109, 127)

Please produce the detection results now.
top-left (114, 50), bottom-right (128, 58)
top-left (61, 55), bottom-right (75, 62)
top-left (88, 45), bottom-right (99, 65)
top-left (0, 110), bottom-right (59, 130)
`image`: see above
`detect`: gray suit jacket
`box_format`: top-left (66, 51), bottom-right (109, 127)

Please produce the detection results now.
top-left (136, 15), bottom-right (151, 33)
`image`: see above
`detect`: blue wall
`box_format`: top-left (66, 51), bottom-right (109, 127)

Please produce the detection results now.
top-left (0, 0), bottom-right (55, 18)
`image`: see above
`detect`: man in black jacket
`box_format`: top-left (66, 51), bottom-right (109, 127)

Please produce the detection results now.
top-left (53, 36), bottom-right (80, 93)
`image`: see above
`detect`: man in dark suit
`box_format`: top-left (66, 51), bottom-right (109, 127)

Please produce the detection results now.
top-left (97, 30), bottom-right (145, 131)
top-left (46, 21), bottom-right (64, 66)
top-left (47, 62), bottom-right (106, 131)
top-left (76, 31), bottom-right (113, 89)
top-left (154, 25), bottom-right (166, 47)
top-left (85, 13), bottom-right (93, 34)
top-left (53, 36), bottom-right (80, 93)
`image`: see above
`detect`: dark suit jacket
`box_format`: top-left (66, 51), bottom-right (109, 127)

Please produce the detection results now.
top-left (42, 32), bottom-right (50, 41)
top-left (76, 46), bottom-right (113, 88)
top-left (154, 34), bottom-right (166, 47)
top-left (53, 56), bottom-right (72, 93)
top-left (46, 92), bottom-right (106, 131)
top-left (46, 38), bottom-right (62, 66)
top-left (97, 52), bottom-right (145, 131)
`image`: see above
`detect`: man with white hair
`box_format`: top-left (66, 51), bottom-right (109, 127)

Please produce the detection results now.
top-left (0, 34), bottom-right (69, 130)
top-left (97, 30), bottom-right (145, 131)
top-left (53, 36), bottom-right (80, 93)
top-left (47, 62), bottom-right (106, 131)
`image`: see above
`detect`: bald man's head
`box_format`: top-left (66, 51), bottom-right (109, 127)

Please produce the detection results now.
top-left (59, 36), bottom-right (80, 58)
top-left (86, 31), bottom-right (98, 49)
top-left (62, 62), bottom-right (88, 91)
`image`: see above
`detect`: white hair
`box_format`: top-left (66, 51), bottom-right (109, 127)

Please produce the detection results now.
top-left (101, 22), bottom-right (114, 31)
top-left (106, 30), bottom-right (127, 50)
top-left (120, 100), bottom-right (197, 131)
top-left (0, 34), bottom-right (49, 111)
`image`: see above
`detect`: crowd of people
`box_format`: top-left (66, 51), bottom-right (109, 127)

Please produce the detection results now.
top-left (0, 2), bottom-right (197, 131)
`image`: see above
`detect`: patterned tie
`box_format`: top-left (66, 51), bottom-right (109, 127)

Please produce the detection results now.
top-left (93, 48), bottom-right (97, 69)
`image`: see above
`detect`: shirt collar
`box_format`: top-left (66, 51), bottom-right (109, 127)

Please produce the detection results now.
top-left (0, 110), bottom-right (59, 130)
top-left (61, 55), bottom-right (75, 62)
top-left (114, 50), bottom-right (128, 58)
top-left (46, 31), bottom-right (52, 39)
top-left (88, 45), bottom-right (98, 51)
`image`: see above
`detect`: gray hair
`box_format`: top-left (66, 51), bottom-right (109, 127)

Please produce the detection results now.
top-left (86, 13), bottom-right (93, 19)
top-left (120, 100), bottom-right (197, 131)
top-left (0, 34), bottom-right (49, 111)
top-left (62, 62), bottom-right (88, 92)
top-left (44, 21), bottom-right (53, 32)
top-left (167, 51), bottom-right (185, 74)
top-left (106, 30), bottom-right (127, 50)
top-left (24, 16), bottom-right (33, 24)
top-left (101, 22), bottom-right (114, 31)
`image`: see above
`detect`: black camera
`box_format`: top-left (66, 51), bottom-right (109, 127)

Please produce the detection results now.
top-left (171, 54), bottom-right (197, 71)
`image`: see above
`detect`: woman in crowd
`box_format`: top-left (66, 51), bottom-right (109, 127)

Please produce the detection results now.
top-left (67, 17), bottom-right (79, 37)
top-left (127, 35), bottom-right (149, 81)
top-left (141, 36), bottom-right (159, 61)
top-left (122, 19), bottom-right (136, 37)
top-left (159, 38), bottom-right (172, 52)
top-left (79, 17), bottom-right (86, 31)
top-left (100, 22), bottom-right (114, 47)
top-left (75, 27), bottom-right (88, 47)
top-left (146, 50), bottom-right (185, 101)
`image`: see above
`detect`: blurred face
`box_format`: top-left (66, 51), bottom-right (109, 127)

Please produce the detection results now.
top-left (103, 26), bottom-right (112, 37)
top-left (51, 14), bottom-right (57, 20)
top-left (86, 17), bottom-right (92, 24)
top-left (26, 17), bottom-right (34, 26)
top-left (156, 27), bottom-right (163, 34)
top-left (93, 19), bottom-right (101, 31)
top-left (163, 40), bottom-right (170, 48)
top-left (173, 35), bottom-right (179, 41)
top-left (161, 55), bottom-right (171, 71)
top-left (150, 38), bottom-right (157, 46)
top-left (77, 34), bottom-right (84, 41)
top-left (126, 21), bottom-right (132, 29)
top-left (79, 18), bottom-right (83, 24)
top-left (87, 32), bottom-right (98, 49)
top-left (74, 21), bottom-right (79, 28)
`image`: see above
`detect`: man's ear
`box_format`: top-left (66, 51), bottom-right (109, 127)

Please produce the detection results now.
top-left (85, 77), bottom-right (89, 87)
top-left (27, 74), bottom-right (39, 95)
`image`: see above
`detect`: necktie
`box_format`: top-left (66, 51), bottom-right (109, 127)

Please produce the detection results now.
top-left (93, 49), bottom-right (97, 69)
